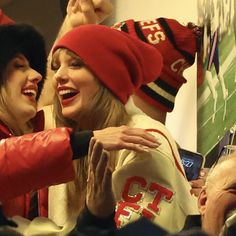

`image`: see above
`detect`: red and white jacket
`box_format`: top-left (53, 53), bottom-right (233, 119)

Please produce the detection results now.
top-left (48, 100), bottom-right (198, 234)
top-left (0, 110), bottom-right (74, 218)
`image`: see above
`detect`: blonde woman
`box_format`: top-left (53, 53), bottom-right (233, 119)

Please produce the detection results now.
top-left (50, 24), bottom-right (198, 233)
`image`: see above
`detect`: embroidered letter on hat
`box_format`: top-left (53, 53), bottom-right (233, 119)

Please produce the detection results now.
top-left (140, 20), bottom-right (166, 44)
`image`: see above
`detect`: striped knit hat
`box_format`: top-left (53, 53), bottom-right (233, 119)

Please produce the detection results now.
top-left (113, 18), bottom-right (197, 112)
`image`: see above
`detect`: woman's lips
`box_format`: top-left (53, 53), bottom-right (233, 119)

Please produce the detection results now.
top-left (61, 93), bottom-right (78, 106)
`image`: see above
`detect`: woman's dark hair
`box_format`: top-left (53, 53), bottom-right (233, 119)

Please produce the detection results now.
top-left (0, 23), bottom-right (47, 100)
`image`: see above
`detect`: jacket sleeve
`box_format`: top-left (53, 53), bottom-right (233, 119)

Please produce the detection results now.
top-left (0, 128), bottom-right (75, 202)
top-left (112, 129), bottom-right (198, 232)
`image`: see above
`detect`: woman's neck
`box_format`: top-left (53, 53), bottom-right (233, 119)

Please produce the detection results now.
top-left (0, 112), bottom-right (32, 135)
top-left (132, 95), bottom-right (167, 124)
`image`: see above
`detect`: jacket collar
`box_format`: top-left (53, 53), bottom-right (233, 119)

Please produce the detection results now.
top-left (31, 110), bottom-right (44, 132)
top-left (0, 120), bottom-right (12, 139)
top-left (0, 110), bottom-right (45, 139)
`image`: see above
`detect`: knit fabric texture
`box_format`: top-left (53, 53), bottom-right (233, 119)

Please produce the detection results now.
top-left (113, 18), bottom-right (197, 112)
top-left (53, 24), bottom-right (163, 104)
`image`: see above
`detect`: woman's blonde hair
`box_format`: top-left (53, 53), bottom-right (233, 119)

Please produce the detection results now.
top-left (52, 48), bottom-right (131, 217)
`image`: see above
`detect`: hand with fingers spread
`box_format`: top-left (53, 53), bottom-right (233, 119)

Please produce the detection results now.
top-left (93, 125), bottom-right (161, 152)
top-left (91, 0), bottom-right (113, 22)
top-left (67, 0), bottom-right (113, 28)
top-left (38, 0), bottom-right (113, 108)
top-left (86, 138), bottom-right (115, 218)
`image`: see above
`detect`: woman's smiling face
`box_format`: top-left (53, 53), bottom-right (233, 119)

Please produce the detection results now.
top-left (1, 54), bottom-right (42, 123)
top-left (52, 49), bottom-right (99, 120)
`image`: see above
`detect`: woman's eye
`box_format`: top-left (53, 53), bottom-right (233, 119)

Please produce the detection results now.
top-left (14, 63), bottom-right (26, 69)
top-left (70, 61), bottom-right (84, 68)
top-left (51, 64), bottom-right (59, 71)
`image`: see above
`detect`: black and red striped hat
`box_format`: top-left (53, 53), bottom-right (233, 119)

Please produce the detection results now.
top-left (113, 18), bottom-right (198, 112)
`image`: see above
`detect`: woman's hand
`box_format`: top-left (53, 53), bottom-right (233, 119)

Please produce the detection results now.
top-left (93, 125), bottom-right (160, 152)
top-left (86, 138), bottom-right (115, 218)
top-left (67, 0), bottom-right (113, 27)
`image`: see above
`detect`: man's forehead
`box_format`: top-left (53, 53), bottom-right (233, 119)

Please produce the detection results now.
top-left (207, 157), bottom-right (236, 185)
top-left (213, 158), bottom-right (236, 184)
top-left (220, 157), bottom-right (236, 171)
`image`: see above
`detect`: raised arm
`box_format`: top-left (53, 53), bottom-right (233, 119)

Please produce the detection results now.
top-left (0, 128), bottom-right (75, 202)
top-left (0, 125), bottom-right (159, 201)
top-left (37, 0), bottom-right (113, 108)
top-left (59, 0), bottom-right (113, 38)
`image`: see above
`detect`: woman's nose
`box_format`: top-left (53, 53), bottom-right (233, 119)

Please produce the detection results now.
top-left (53, 66), bottom-right (68, 83)
top-left (28, 68), bottom-right (42, 84)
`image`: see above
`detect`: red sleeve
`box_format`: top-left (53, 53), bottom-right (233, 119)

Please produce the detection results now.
top-left (0, 128), bottom-right (74, 202)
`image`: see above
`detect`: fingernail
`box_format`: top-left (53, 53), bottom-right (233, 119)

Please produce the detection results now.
top-left (138, 147), bottom-right (150, 153)
top-left (200, 171), bottom-right (205, 177)
top-left (151, 142), bottom-right (160, 147)
top-left (142, 147), bottom-right (150, 152)
top-left (155, 138), bottom-right (160, 143)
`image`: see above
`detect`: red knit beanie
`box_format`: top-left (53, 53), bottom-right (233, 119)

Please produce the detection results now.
top-left (53, 24), bottom-right (163, 104)
top-left (113, 18), bottom-right (198, 112)
top-left (0, 9), bottom-right (14, 25)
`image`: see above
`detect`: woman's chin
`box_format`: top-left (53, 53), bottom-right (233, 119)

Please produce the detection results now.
top-left (26, 109), bottom-right (37, 121)
top-left (62, 109), bottom-right (77, 120)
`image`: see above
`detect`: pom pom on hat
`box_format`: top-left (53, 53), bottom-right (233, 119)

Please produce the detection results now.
top-left (0, 23), bottom-right (47, 100)
top-left (0, 9), bottom-right (14, 25)
top-left (113, 18), bottom-right (198, 112)
top-left (53, 24), bottom-right (163, 104)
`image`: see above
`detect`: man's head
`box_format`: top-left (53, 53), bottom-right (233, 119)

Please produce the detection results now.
top-left (113, 18), bottom-right (200, 115)
top-left (198, 152), bottom-right (236, 236)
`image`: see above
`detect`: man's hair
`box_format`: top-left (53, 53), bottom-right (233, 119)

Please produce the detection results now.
top-left (205, 151), bottom-right (236, 188)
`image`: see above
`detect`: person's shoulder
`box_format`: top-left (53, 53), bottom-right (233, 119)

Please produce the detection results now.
top-left (130, 113), bottom-right (164, 128)
top-left (130, 114), bottom-right (173, 140)
top-left (125, 98), bottom-right (166, 129)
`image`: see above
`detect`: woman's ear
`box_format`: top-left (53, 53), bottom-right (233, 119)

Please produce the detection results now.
top-left (198, 186), bottom-right (207, 215)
